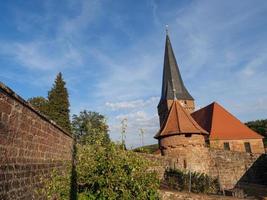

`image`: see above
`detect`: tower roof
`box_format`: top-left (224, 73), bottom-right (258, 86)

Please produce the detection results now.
top-left (160, 34), bottom-right (194, 102)
top-left (155, 100), bottom-right (208, 139)
top-left (191, 102), bottom-right (264, 140)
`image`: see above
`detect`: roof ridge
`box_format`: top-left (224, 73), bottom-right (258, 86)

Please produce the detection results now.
top-left (176, 101), bottom-right (205, 133)
top-left (214, 102), bottom-right (262, 136)
top-left (174, 101), bottom-right (181, 132)
top-left (209, 102), bottom-right (216, 133)
top-left (158, 100), bottom-right (175, 136)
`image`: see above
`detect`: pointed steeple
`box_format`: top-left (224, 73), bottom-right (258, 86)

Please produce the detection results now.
top-left (160, 33), bottom-right (193, 101)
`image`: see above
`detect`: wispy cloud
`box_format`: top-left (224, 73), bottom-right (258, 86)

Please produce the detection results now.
top-left (105, 97), bottom-right (158, 110)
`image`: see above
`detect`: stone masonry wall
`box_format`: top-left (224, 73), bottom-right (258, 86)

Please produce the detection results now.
top-left (159, 134), bottom-right (210, 174)
top-left (209, 149), bottom-right (266, 189)
top-left (141, 149), bottom-right (267, 191)
top-left (210, 139), bottom-right (265, 154)
top-left (0, 83), bottom-right (73, 200)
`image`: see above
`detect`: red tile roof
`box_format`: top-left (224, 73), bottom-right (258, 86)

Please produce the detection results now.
top-left (191, 102), bottom-right (263, 140)
top-left (155, 100), bottom-right (208, 139)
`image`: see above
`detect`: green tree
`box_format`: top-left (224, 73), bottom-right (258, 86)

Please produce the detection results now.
top-left (245, 119), bottom-right (267, 137)
top-left (28, 96), bottom-right (49, 116)
top-left (245, 119), bottom-right (267, 146)
top-left (39, 136), bottom-right (160, 199)
top-left (47, 72), bottom-right (71, 132)
top-left (72, 110), bottom-right (110, 145)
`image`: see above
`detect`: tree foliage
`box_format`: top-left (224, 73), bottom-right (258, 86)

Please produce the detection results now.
top-left (39, 136), bottom-right (160, 199)
top-left (47, 72), bottom-right (71, 132)
top-left (245, 119), bottom-right (267, 146)
top-left (28, 96), bottom-right (49, 116)
top-left (245, 119), bottom-right (267, 137)
top-left (72, 110), bottom-right (110, 144)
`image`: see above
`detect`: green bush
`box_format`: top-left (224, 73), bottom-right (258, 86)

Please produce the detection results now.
top-left (39, 136), bottom-right (160, 200)
top-left (164, 168), bottom-right (220, 194)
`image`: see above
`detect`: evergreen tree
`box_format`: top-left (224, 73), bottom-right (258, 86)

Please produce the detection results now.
top-left (47, 72), bottom-right (71, 132)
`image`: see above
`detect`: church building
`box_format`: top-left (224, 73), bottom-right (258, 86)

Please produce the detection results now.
top-left (155, 31), bottom-right (265, 155)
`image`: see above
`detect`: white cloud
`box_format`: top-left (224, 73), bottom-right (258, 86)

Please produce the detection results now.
top-left (109, 110), bottom-right (159, 148)
top-left (105, 97), bottom-right (158, 110)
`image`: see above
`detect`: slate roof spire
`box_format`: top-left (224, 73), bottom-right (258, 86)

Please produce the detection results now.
top-left (160, 32), bottom-right (194, 101)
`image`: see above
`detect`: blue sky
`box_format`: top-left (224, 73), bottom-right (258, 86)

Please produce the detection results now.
top-left (1, 0), bottom-right (267, 148)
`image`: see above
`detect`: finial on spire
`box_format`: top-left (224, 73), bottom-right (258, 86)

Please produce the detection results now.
top-left (165, 24), bottom-right (169, 35)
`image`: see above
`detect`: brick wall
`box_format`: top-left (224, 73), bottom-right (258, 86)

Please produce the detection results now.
top-left (0, 83), bottom-right (73, 200)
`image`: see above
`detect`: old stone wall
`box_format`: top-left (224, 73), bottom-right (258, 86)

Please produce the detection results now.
top-left (159, 134), bottom-right (210, 173)
top-left (141, 149), bottom-right (267, 191)
top-left (159, 190), bottom-right (247, 200)
top-left (210, 139), bottom-right (265, 154)
top-left (209, 149), bottom-right (267, 189)
top-left (0, 83), bottom-right (73, 200)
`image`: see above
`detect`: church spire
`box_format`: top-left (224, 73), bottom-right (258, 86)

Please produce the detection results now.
top-left (157, 30), bottom-right (195, 126)
top-left (160, 33), bottom-right (193, 101)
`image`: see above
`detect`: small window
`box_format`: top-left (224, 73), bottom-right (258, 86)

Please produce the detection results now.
top-left (244, 142), bottom-right (252, 153)
top-left (184, 100), bottom-right (187, 105)
top-left (224, 142), bottom-right (230, 150)
top-left (185, 133), bottom-right (192, 137)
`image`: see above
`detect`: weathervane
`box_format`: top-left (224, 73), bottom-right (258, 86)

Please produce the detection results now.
top-left (165, 24), bottom-right (169, 35)
top-left (166, 24), bottom-right (169, 35)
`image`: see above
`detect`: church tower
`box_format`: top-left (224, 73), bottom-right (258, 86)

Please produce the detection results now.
top-left (157, 31), bottom-right (195, 127)
top-left (155, 30), bottom-right (210, 173)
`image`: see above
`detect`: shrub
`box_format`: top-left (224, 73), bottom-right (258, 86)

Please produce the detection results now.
top-left (39, 136), bottom-right (160, 200)
top-left (164, 168), bottom-right (220, 194)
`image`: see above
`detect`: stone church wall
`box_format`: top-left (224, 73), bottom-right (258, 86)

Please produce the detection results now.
top-left (210, 139), bottom-right (265, 154)
top-left (0, 83), bottom-right (73, 200)
top-left (142, 148), bottom-right (267, 191)
top-left (209, 149), bottom-right (267, 189)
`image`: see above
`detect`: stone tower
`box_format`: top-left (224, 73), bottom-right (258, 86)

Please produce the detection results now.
top-left (155, 32), bottom-right (210, 173)
top-left (157, 32), bottom-right (195, 127)
top-left (155, 100), bottom-right (210, 173)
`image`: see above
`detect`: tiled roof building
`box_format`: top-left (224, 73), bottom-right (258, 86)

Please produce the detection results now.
top-left (192, 102), bottom-right (264, 153)
top-left (155, 30), bottom-right (265, 157)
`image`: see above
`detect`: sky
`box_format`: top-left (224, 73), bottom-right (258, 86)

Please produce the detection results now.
top-left (1, 0), bottom-right (267, 148)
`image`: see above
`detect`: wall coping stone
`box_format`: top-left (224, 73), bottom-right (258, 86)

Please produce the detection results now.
top-left (0, 81), bottom-right (73, 138)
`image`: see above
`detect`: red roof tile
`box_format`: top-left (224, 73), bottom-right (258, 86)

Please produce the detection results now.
top-left (155, 100), bottom-right (208, 139)
top-left (191, 102), bottom-right (263, 140)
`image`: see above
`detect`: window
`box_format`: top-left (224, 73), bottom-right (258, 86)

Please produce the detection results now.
top-left (184, 100), bottom-right (187, 105)
top-left (185, 133), bottom-right (192, 137)
top-left (244, 142), bottom-right (252, 153)
top-left (224, 142), bottom-right (230, 150)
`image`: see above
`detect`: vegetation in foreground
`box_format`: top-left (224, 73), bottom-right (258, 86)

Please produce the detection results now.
top-left (39, 135), bottom-right (160, 200)
top-left (164, 168), bottom-right (220, 194)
